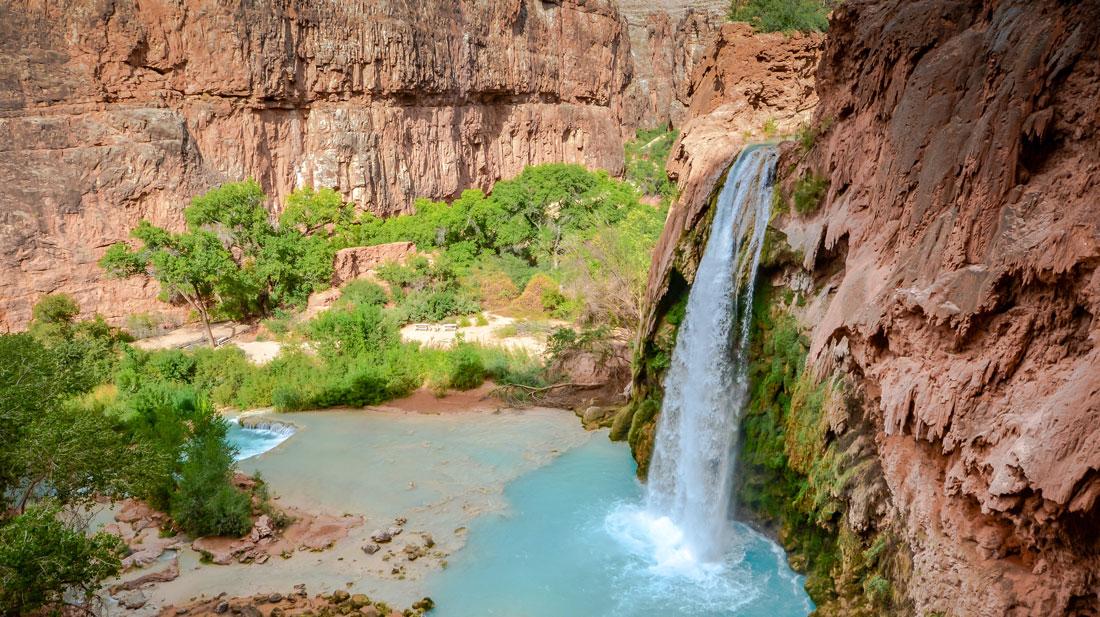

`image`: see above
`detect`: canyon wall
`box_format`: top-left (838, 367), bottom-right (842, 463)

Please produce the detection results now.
top-left (616, 0), bottom-right (728, 129)
top-left (635, 0), bottom-right (1100, 615)
top-left (0, 0), bottom-right (724, 329)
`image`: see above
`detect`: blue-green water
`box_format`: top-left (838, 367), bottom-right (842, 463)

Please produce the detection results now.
top-left (426, 434), bottom-right (813, 617)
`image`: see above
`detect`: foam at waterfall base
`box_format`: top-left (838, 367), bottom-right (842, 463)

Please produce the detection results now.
top-left (604, 503), bottom-right (761, 613)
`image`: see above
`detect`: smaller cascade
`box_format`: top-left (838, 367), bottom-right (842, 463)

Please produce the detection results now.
top-left (228, 417), bottom-right (297, 461)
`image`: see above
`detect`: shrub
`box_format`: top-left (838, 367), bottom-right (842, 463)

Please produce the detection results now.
top-left (170, 417), bottom-right (252, 537)
top-left (446, 344), bottom-right (487, 390)
top-left (395, 289), bottom-right (479, 324)
top-left (623, 127), bottom-right (678, 201)
top-left (147, 349), bottom-right (197, 382)
top-left (310, 303), bottom-right (399, 360)
top-left (340, 280), bottom-right (389, 307)
top-left (792, 174), bottom-right (829, 214)
top-left (472, 266), bottom-right (520, 310)
top-left (30, 293), bottom-right (80, 325)
top-left (729, 0), bottom-right (830, 33)
top-left (124, 312), bottom-right (166, 339)
top-left (508, 273), bottom-right (560, 317)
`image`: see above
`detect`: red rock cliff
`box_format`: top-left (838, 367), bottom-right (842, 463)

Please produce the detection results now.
top-left (795, 1), bottom-right (1100, 613)
top-left (640, 1), bottom-right (1099, 614)
top-left (0, 0), bottom-right (723, 329)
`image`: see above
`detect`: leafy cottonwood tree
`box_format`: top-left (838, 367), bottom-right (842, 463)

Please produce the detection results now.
top-left (102, 181), bottom-right (342, 344)
top-left (101, 222), bottom-right (236, 347)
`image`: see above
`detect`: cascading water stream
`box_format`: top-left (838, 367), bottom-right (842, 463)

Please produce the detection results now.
top-left (643, 144), bottom-right (777, 561)
top-left (606, 145), bottom-right (779, 588)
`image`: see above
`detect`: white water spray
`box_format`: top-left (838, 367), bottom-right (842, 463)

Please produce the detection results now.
top-left (641, 145), bottom-right (777, 564)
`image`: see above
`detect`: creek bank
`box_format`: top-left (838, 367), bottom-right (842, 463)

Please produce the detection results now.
top-left (157, 584), bottom-right (428, 617)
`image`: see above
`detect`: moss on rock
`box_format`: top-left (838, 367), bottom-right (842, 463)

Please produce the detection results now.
top-left (736, 283), bottom-right (908, 616)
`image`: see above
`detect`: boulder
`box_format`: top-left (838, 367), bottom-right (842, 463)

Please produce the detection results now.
top-left (370, 529), bottom-right (392, 543)
top-left (349, 595), bottom-right (370, 609)
top-left (115, 590), bottom-right (147, 610)
top-left (361, 543), bottom-right (381, 555)
top-left (332, 243), bottom-right (418, 286)
top-left (250, 515), bottom-right (275, 542)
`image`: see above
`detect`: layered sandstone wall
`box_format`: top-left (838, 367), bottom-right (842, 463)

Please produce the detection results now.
top-left (616, 0), bottom-right (728, 129)
top-left (637, 1), bottom-right (1100, 614)
top-left (1, 0), bottom-right (722, 329)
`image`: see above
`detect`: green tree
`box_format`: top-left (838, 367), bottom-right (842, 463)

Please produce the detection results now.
top-left (560, 204), bottom-right (666, 331)
top-left (170, 412), bottom-right (252, 537)
top-left (624, 127), bottom-right (679, 201)
top-left (101, 223), bottom-right (237, 347)
top-left (281, 187), bottom-right (356, 237)
top-left (0, 503), bottom-right (125, 616)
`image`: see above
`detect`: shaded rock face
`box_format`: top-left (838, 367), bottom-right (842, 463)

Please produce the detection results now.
top-left (790, 1), bottom-right (1100, 614)
top-left (641, 1), bottom-right (1099, 614)
top-left (1, 0), bottom-right (721, 329)
top-left (616, 0), bottom-right (728, 128)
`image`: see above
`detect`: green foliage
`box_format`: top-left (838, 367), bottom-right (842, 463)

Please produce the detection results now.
top-left (0, 328), bottom-right (141, 511)
top-left (623, 127), bottom-right (678, 202)
top-left (792, 174), bottom-right (829, 214)
top-left (101, 181), bottom-right (337, 338)
top-left (446, 343), bottom-right (487, 390)
top-left (0, 502), bottom-right (126, 615)
top-left (30, 293), bottom-right (79, 326)
top-left (309, 303), bottom-right (399, 361)
top-left (729, 0), bottom-right (830, 33)
top-left (280, 187), bottom-right (355, 238)
top-left (762, 117), bottom-right (779, 138)
top-left (340, 280), bottom-right (389, 308)
top-left (171, 413), bottom-right (252, 537)
top-left (736, 284), bottom-right (900, 613)
top-left (546, 325), bottom-right (612, 360)
top-left (354, 164), bottom-right (644, 271)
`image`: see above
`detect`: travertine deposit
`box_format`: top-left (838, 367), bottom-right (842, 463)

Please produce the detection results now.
top-left (641, 23), bottom-right (823, 336)
top-left (640, 1), bottom-right (1100, 614)
top-left (1, 0), bottom-right (724, 329)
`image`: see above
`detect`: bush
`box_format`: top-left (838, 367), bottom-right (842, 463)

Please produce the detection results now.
top-left (446, 344), bottom-right (487, 390)
top-left (396, 289), bottom-right (480, 324)
top-left (340, 280), bottom-right (389, 307)
top-left (30, 293), bottom-right (80, 326)
top-left (729, 0), bottom-right (830, 33)
top-left (792, 174), bottom-right (829, 214)
top-left (623, 127), bottom-right (678, 201)
top-left (310, 303), bottom-right (399, 360)
top-left (125, 312), bottom-right (166, 339)
top-left (508, 273), bottom-right (560, 317)
top-left (0, 503), bottom-right (126, 615)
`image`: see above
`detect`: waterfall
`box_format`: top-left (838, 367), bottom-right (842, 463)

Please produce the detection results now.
top-left (644, 145), bottom-right (777, 562)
